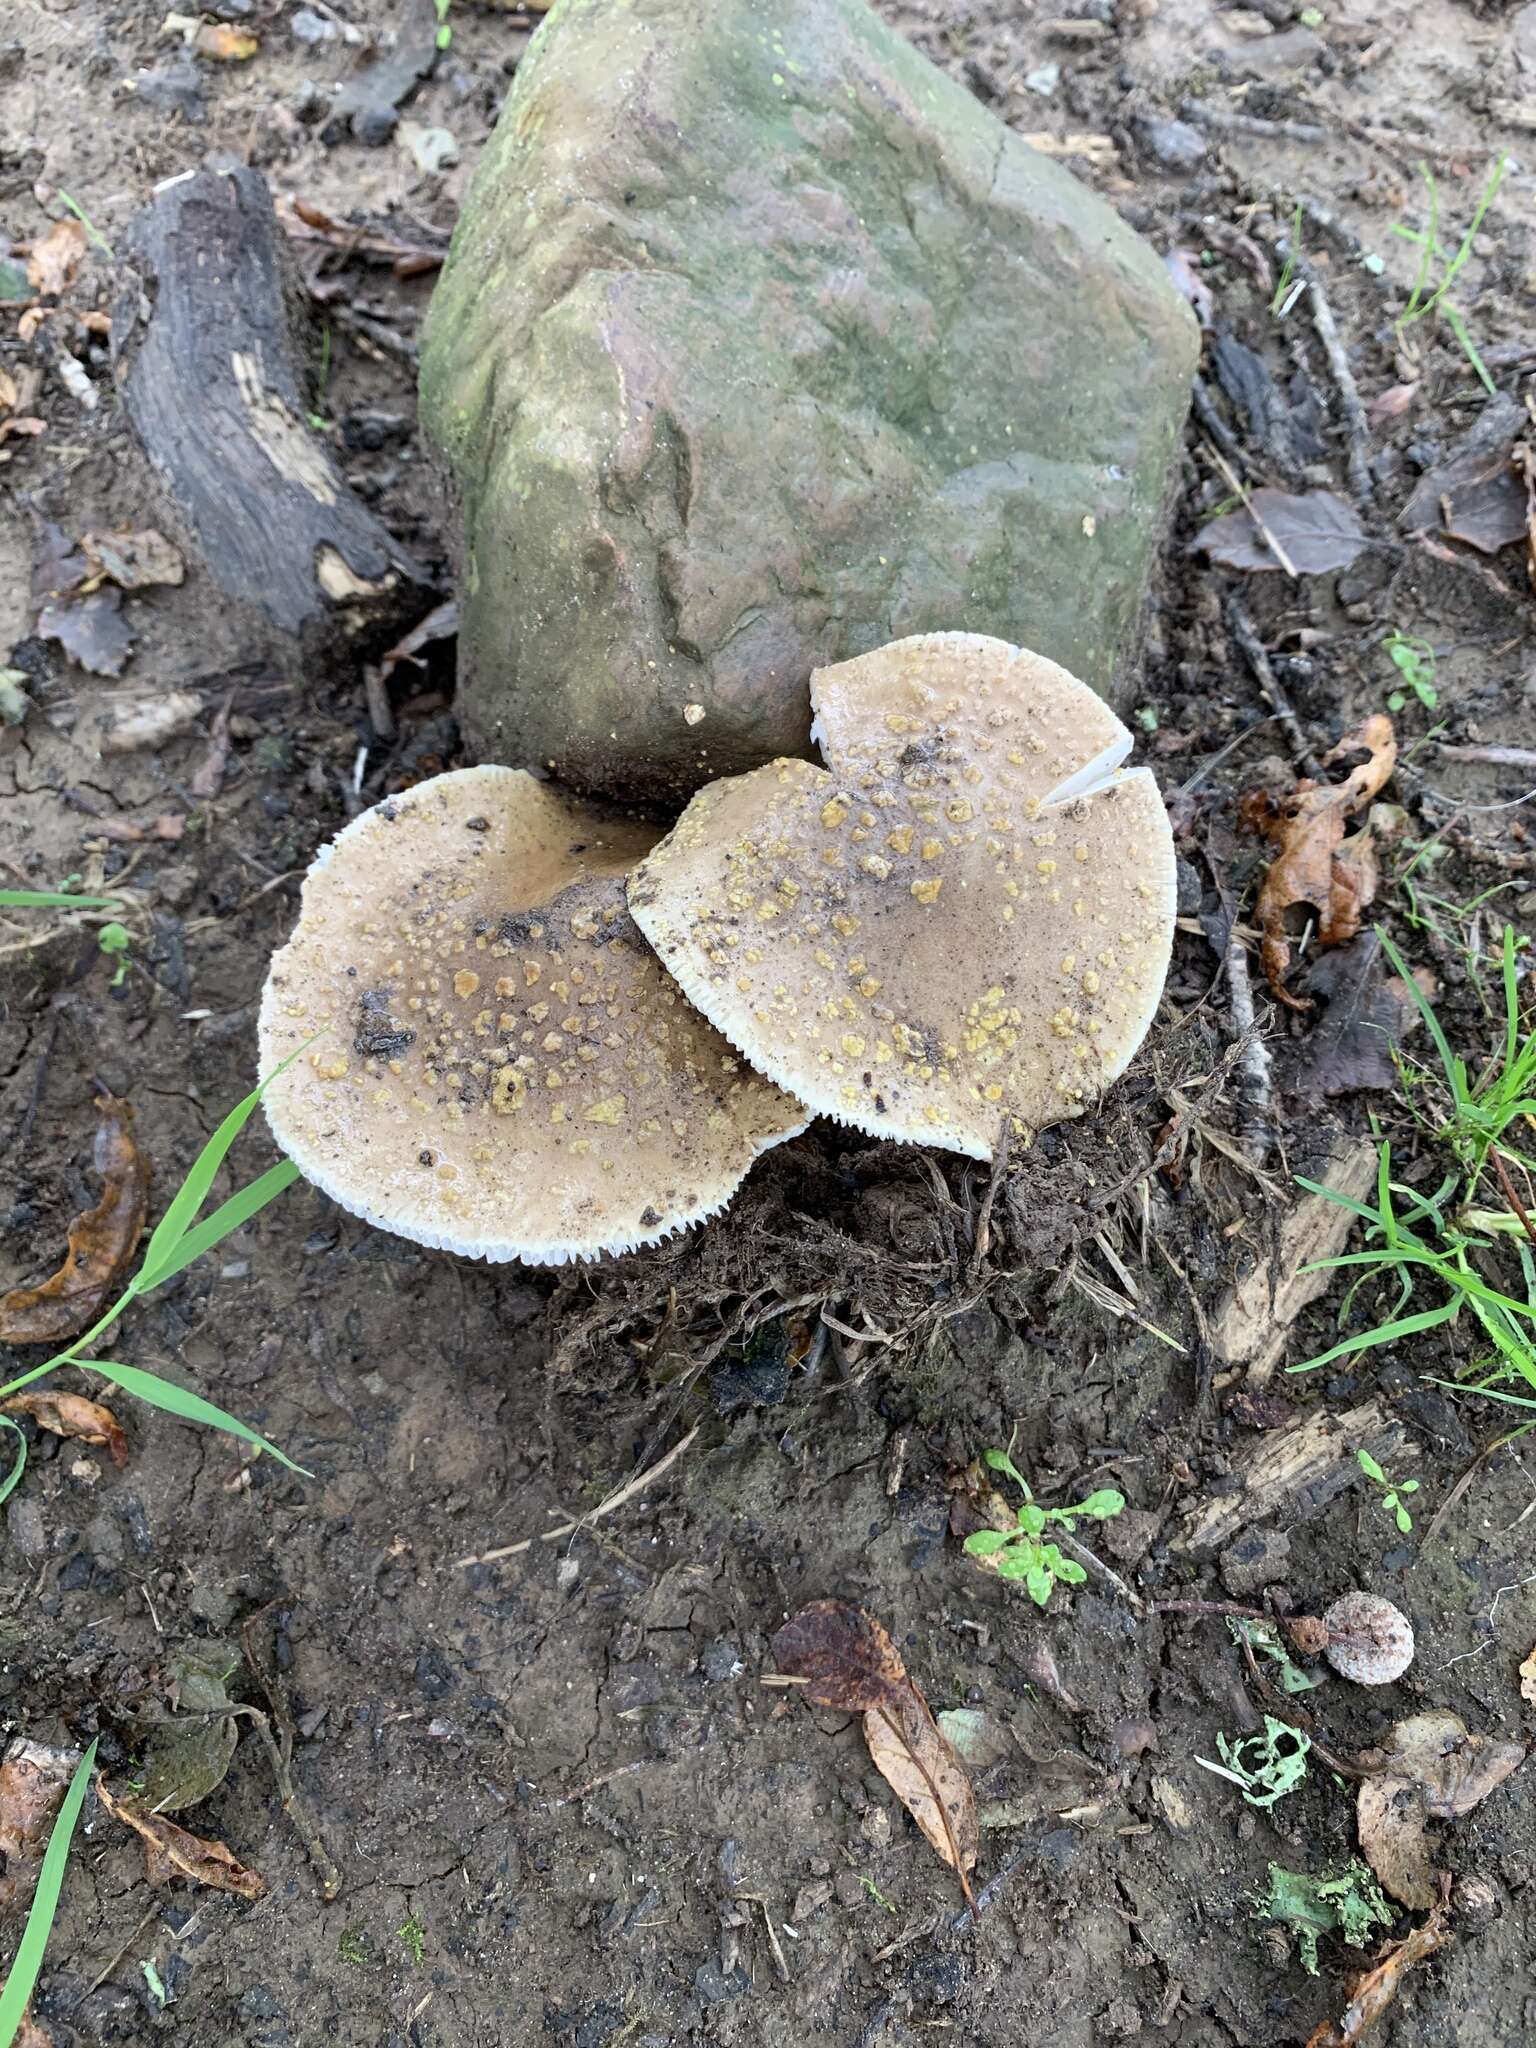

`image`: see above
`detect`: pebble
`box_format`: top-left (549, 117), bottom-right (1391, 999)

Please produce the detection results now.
top-left (289, 6), bottom-right (337, 42)
top-left (1135, 116), bottom-right (1206, 172)
top-left (6, 1496), bottom-right (45, 1560)
top-left (693, 1960), bottom-right (750, 2006)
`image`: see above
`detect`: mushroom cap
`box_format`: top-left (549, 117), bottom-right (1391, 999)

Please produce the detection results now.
top-left (258, 766), bottom-right (808, 1265)
top-left (626, 633), bottom-right (1176, 1160)
top-left (1322, 1592), bottom-right (1415, 1685)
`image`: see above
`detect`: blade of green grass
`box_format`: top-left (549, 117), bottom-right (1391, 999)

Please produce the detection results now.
top-left (133, 1052), bottom-right (302, 1290)
top-left (0, 1417), bottom-right (27, 1510)
top-left (135, 1158), bottom-right (299, 1294)
top-left (0, 1738), bottom-right (99, 2044)
top-left (74, 1361), bottom-right (310, 1474)
top-left (0, 890), bottom-right (123, 910)
top-left (1290, 1299), bottom-right (1459, 1374)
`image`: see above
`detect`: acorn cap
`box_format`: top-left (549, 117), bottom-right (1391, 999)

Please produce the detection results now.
top-left (627, 633), bottom-right (1175, 1160)
top-left (258, 766), bottom-right (807, 1264)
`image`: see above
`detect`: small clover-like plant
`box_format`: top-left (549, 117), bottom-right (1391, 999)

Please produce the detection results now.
top-left (962, 1444), bottom-right (1125, 1608)
top-left (1356, 1447), bottom-right (1420, 1534)
top-left (1382, 629), bottom-right (1437, 712)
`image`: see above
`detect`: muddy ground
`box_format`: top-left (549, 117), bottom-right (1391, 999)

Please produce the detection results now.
top-left (4, 0), bottom-right (1536, 2043)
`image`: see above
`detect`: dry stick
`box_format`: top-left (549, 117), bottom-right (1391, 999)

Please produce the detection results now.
top-left (1052, 1526), bottom-right (1144, 1612)
top-left (233, 1705), bottom-right (343, 1901)
top-left (1206, 443), bottom-right (1301, 581)
top-left (1224, 928), bottom-right (1275, 1168)
top-left (1180, 99), bottom-right (1327, 145)
top-left (1276, 238), bottom-right (1373, 505)
top-left (1436, 742), bottom-right (1536, 771)
top-left (1224, 596), bottom-right (1321, 777)
top-left (453, 1425), bottom-right (700, 1568)
top-left (1491, 1148), bottom-right (1536, 1252)
top-left (873, 1702), bottom-right (978, 1923)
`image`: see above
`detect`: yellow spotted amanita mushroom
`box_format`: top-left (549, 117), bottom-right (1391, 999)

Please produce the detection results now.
top-left (626, 633), bottom-right (1175, 1160)
top-left (258, 766), bottom-right (807, 1263)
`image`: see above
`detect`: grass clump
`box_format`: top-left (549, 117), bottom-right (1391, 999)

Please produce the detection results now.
top-left (1292, 924), bottom-right (1536, 1412)
top-left (1391, 155), bottom-right (1507, 393)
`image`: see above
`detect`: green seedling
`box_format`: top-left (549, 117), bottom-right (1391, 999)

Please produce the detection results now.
top-left (1258, 1861), bottom-right (1394, 1976)
top-left (1229, 1617), bottom-right (1320, 1695)
top-left (0, 1741), bottom-right (98, 2045)
top-left (396, 1914), bottom-right (427, 1966)
top-left (0, 1056), bottom-right (312, 1508)
top-left (433, 0), bottom-right (452, 48)
top-left (97, 920), bottom-right (132, 986)
top-left (1383, 629), bottom-right (1437, 713)
top-left (1195, 1715), bottom-right (1311, 1809)
top-left (963, 1444), bottom-right (1125, 1608)
top-left (1291, 924), bottom-right (1536, 1412)
top-left (1270, 201), bottom-right (1305, 317)
top-left (856, 1875), bottom-right (898, 1915)
top-left (308, 323), bottom-right (333, 433)
top-left (1355, 1447), bottom-right (1420, 1533)
top-left (1391, 156), bottom-right (1508, 394)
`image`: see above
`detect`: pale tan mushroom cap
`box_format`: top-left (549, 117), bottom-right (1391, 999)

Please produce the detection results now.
top-left (258, 766), bottom-right (807, 1264)
top-left (627, 633), bottom-right (1175, 1160)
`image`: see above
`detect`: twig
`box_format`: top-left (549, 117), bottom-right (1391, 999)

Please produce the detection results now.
top-left (238, 1603), bottom-right (342, 1900)
top-left (967, 1121), bottom-right (1010, 1281)
top-left (1052, 1526), bottom-right (1144, 1611)
top-left (1282, 245), bottom-right (1373, 505)
top-left (1180, 100), bottom-right (1326, 145)
top-left (742, 1895), bottom-right (792, 1982)
top-left (1435, 742), bottom-right (1536, 771)
top-left (1224, 928), bottom-right (1274, 1168)
top-left (1224, 595), bottom-right (1320, 775)
top-left (1206, 446), bottom-right (1301, 580)
top-left (1491, 1148), bottom-right (1536, 1251)
top-left (453, 1425), bottom-right (700, 1567)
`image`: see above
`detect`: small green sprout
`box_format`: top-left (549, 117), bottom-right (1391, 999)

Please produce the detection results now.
top-left (856, 1875), bottom-right (898, 1915)
top-left (1258, 1862), bottom-right (1394, 1975)
top-left (1383, 629), bottom-right (1437, 712)
top-left (1356, 1448), bottom-right (1420, 1534)
top-left (98, 920), bottom-right (132, 986)
top-left (396, 1914), bottom-right (427, 1966)
top-left (433, 0), bottom-right (452, 48)
top-left (1391, 155), bottom-right (1508, 394)
top-left (963, 1444), bottom-right (1125, 1608)
top-left (1195, 1715), bottom-right (1310, 1809)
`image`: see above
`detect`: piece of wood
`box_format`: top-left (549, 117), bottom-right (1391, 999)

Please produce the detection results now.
top-left (1174, 1397), bottom-right (1416, 1555)
top-left (1212, 1135), bottom-right (1377, 1383)
top-left (112, 166), bottom-right (426, 656)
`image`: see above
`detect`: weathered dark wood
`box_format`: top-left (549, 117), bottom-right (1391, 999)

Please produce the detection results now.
top-left (113, 166), bottom-right (426, 651)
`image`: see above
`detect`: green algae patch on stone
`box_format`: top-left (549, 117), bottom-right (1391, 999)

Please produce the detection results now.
top-left (420, 0), bottom-right (1198, 806)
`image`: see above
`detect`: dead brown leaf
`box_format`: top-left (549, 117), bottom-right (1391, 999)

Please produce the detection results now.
top-left (1520, 1643), bottom-right (1536, 1706)
top-left (91, 813), bottom-right (186, 844)
top-left (1, 1390), bottom-right (128, 1467)
top-left (1196, 487), bottom-right (1369, 576)
top-left (26, 219), bottom-right (86, 297)
top-left (1304, 1902), bottom-right (1450, 2048)
top-left (1516, 440), bottom-right (1536, 593)
top-left (96, 1777), bottom-right (265, 1900)
top-left (1358, 1710), bottom-right (1525, 1909)
top-left (193, 22), bottom-right (259, 58)
top-left (1367, 381), bottom-right (1419, 423)
top-left (0, 1739), bottom-right (82, 1909)
top-left (1241, 716), bottom-right (1398, 1009)
top-left (80, 529), bottom-right (185, 592)
top-left (0, 1097), bottom-right (151, 1346)
top-left (771, 1601), bottom-right (979, 1906)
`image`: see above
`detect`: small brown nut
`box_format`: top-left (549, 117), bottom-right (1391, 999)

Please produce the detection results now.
top-left (1321, 1591), bottom-right (1415, 1685)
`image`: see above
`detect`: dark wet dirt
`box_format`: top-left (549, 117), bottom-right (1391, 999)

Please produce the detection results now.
top-left (4, 2), bottom-right (1536, 2044)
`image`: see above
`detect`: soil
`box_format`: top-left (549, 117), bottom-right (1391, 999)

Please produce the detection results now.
top-left (4, 2), bottom-right (1536, 2046)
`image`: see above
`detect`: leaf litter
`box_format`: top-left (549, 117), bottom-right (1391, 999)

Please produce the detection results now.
top-left (1304, 1900), bottom-right (1452, 2048)
top-left (1241, 716), bottom-right (1398, 1009)
top-left (137, 1641), bottom-right (242, 1814)
top-left (0, 1740), bottom-right (82, 1909)
top-left (1196, 487), bottom-right (1368, 575)
top-left (1356, 1710), bottom-right (1523, 1910)
top-left (0, 1390), bottom-right (128, 1466)
top-left (96, 1776), bottom-right (266, 1901)
top-left (770, 1600), bottom-right (978, 1914)
top-left (0, 1097), bottom-right (151, 1347)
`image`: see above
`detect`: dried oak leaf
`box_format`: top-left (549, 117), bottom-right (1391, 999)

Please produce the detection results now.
top-left (96, 1776), bottom-right (265, 1900)
top-left (25, 218), bottom-right (86, 298)
top-left (1357, 1710), bottom-right (1524, 1910)
top-left (771, 1601), bottom-right (978, 1893)
top-left (0, 1739), bottom-right (82, 1908)
top-left (1, 1390), bottom-right (128, 1467)
top-left (1195, 488), bottom-right (1369, 575)
top-left (1305, 1902), bottom-right (1451, 2048)
top-left (0, 1096), bottom-right (151, 1347)
top-left (36, 589), bottom-right (135, 678)
top-left (1241, 716), bottom-right (1398, 1010)
top-left (1281, 936), bottom-right (1433, 1097)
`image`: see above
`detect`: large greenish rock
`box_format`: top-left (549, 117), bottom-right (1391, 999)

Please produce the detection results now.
top-left (420, 0), bottom-right (1198, 806)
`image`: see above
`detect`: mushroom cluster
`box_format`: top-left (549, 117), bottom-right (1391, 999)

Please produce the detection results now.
top-left (259, 635), bottom-right (1175, 1262)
